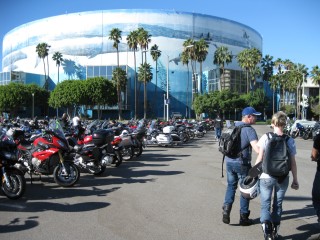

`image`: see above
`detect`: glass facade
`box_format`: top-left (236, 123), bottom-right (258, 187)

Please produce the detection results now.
top-left (1, 9), bottom-right (262, 118)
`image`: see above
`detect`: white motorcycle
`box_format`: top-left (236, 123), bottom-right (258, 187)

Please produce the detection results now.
top-left (144, 121), bottom-right (173, 147)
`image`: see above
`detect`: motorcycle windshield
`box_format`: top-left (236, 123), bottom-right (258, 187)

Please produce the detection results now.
top-left (49, 120), bottom-right (66, 140)
top-left (148, 121), bottom-right (156, 132)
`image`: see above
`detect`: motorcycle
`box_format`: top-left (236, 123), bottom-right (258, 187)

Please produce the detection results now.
top-left (0, 128), bottom-right (26, 199)
top-left (302, 125), bottom-right (313, 140)
top-left (117, 123), bottom-right (146, 160)
top-left (144, 120), bottom-right (173, 147)
top-left (71, 128), bottom-right (123, 175)
top-left (15, 120), bottom-right (80, 187)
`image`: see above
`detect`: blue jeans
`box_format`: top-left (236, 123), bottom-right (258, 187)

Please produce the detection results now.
top-left (223, 161), bottom-right (251, 214)
top-left (215, 128), bottom-right (222, 139)
top-left (259, 176), bottom-right (289, 224)
top-left (312, 170), bottom-right (320, 221)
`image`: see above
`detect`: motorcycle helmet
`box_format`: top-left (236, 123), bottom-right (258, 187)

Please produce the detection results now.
top-left (239, 176), bottom-right (260, 200)
top-left (121, 130), bottom-right (129, 136)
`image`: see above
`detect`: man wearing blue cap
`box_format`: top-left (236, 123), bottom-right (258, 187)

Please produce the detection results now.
top-left (222, 106), bottom-right (261, 226)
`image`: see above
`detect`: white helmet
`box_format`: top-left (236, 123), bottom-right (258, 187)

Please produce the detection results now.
top-left (239, 176), bottom-right (260, 200)
top-left (121, 130), bottom-right (129, 136)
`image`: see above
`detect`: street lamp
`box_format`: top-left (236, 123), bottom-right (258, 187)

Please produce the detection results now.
top-left (32, 93), bottom-right (34, 119)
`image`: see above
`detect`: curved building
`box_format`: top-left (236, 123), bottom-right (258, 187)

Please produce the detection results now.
top-left (1, 9), bottom-right (262, 118)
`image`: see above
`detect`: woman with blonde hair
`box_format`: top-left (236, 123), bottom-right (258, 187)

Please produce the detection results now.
top-left (254, 111), bottom-right (299, 240)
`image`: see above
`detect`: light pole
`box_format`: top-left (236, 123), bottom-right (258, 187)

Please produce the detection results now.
top-left (166, 55), bottom-right (169, 121)
top-left (32, 93), bottom-right (34, 119)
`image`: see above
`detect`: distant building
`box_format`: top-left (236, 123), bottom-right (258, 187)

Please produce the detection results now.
top-left (1, 9), bottom-right (264, 118)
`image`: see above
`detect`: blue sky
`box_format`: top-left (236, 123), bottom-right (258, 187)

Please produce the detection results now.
top-left (0, 0), bottom-right (319, 71)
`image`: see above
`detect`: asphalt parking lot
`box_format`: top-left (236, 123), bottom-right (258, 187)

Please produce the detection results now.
top-left (0, 124), bottom-right (319, 240)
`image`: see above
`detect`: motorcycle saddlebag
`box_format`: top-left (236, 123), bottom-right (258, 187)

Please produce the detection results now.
top-left (92, 129), bottom-right (114, 146)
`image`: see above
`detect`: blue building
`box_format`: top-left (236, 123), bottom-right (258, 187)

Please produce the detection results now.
top-left (1, 9), bottom-right (263, 119)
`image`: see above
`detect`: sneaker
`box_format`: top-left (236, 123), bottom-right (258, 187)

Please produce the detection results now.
top-left (262, 221), bottom-right (274, 240)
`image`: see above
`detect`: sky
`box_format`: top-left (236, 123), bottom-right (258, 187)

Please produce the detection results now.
top-left (0, 0), bottom-right (319, 71)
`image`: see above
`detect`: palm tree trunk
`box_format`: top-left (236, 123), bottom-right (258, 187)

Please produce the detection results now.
top-left (42, 58), bottom-right (47, 89)
top-left (272, 89), bottom-right (275, 115)
top-left (134, 50), bottom-right (137, 119)
top-left (144, 80), bottom-right (147, 119)
top-left (153, 60), bottom-right (158, 117)
top-left (246, 69), bottom-right (249, 93)
top-left (199, 62), bottom-right (202, 94)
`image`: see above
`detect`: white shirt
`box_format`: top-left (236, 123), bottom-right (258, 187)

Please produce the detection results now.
top-left (257, 132), bottom-right (296, 179)
top-left (72, 116), bottom-right (80, 127)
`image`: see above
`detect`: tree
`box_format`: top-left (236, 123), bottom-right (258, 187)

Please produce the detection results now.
top-left (109, 28), bottom-right (122, 67)
top-left (138, 62), bottom-right (153, 119)
top-left (150, 44), bottom-right (161, 114)
top-left (213, 46), bottom-right (233, 90)
top-left (182, 38), bottom-right (196, 104)
top-left (36, 42), bottom-right (51, 90)
top-left (181, 50), bottom-right (191, 118)
top-left (237, 48), bottom-right (262, 93)
top-left (126, 30), bottom-right (139, 119)
top-left (112, 67), bottom-right (127, 120)
top-left (49, 78), bottom-right (117, 118)
top-left (311, 65), bottom-right (320, 120)
top-left (269, 74), bottom-right (279, 114)
top-left (0, 83), bottom-right (48, 117)
top-left (261, 54), bottom-right (274, 82)
top-left (311, 65), bottom-right (320, 103)
top-left (109, 28), bottom-right (123, 120)
top-left (137, 27), bottom-right (152, 117)
top-left (52, 52), bottom-right (63, 84)
top-left (83, 77), bottom-right (117, 119)
top-left (194, 38), bottom-right (209, 94)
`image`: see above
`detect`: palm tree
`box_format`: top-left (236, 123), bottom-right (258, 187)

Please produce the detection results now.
top-left (237, 48), bottom-right (262, 93)
top-left (112, 67), bottom-right (127, 120)
top-left (269, 74), bottom-right (279, 114)
top-left (183, 39), bottom-right (196, 94)
top-left (137, 28), bottom-right (152, 117)
top-left (261, 54), bottom-right (274, 82)
top-left (52, 52), bottom-right (63, 84)
top-left (109, 28), bottom-right (122, 67)
top-left (137, 28), bottom-right (151, 64)
top-left (181, 51), bottom-right (190, 118)
top-left (213, 46), bottom-right (233, 90)
top-left (126, 30), bottom-right (139, 119)
top-left (138, 62), bottom-right (153, 118)
top-left (150, 44), bottom-right (161, 114)
top-left (109, 28), bottom-right (122, 119)
top-left (36, 42), bottom-right (51, 90)
top-left (311, 65), bottom-right (320, 101)
top-left (194, 39), bottom-right (209, 94)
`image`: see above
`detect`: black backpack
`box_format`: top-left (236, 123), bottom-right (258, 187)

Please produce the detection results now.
top-left (262, 132), bottom-right (291, 179)
top-left (219, 124), bottom-right (251, 177)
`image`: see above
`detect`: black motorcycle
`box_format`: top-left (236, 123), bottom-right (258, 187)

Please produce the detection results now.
top-left (71, 129), bottom-right (122, 175)
top-left (0, 128), bottom-right (26, 199)
top-left (302, 125), bottom-right (313, 140)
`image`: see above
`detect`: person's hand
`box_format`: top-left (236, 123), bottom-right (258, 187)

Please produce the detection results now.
top-left (291, 181), bottom-right (299, 190)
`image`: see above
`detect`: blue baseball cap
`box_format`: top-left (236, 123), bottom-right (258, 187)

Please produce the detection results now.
top-left (242, 107), bottom-right (261, 116)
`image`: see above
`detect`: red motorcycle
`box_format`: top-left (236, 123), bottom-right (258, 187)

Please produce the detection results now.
top-left (15, 120), bottom-right (80, 187)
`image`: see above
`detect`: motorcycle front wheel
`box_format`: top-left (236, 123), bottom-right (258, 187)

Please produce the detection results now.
top-left (112, 151), bottom-right (123, 167)
top-left (133, 145), bottom-right (143, 157)
top-left (1, 170), bottom-right (26, 200)
top-left (53, 163), bottom-right (80, 187)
